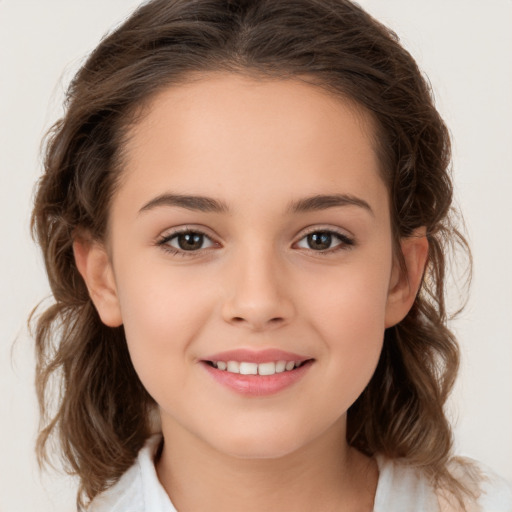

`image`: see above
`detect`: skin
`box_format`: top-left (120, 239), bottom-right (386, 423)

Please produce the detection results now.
top-left (75, 72), bottom-right (428, 511)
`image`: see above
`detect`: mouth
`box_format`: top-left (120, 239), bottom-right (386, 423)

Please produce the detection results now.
top-left (203, 359), bottom-right (311, 375)
top-left (200, 350), bottom-right (314, 396)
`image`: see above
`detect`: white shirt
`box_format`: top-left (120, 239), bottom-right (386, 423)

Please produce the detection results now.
top-left (89, 435), bottom-right (512, 512)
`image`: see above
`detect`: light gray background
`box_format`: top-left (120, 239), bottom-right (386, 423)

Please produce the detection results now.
top-left (1, 1), bottom-right (511, 511)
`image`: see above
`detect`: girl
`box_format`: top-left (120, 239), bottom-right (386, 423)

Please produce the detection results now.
top-left (30, 0), bottom-right (512, 511)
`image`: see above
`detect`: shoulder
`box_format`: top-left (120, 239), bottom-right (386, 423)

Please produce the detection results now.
top-left (87, 434), bottom-right (176, 512)
top-left (87, 459), bottom-right (144, 512)
top-left (374, 454), bottom-right (439, 512)
top-left (374, 455), bottom-right (512, 512)
top-left (447, 457), bottom-right (512, 512)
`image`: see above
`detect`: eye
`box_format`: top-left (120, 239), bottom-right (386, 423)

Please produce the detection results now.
top-left (159, 230), bottom-right (216, 252)
top-left (295, 230), bottom-right (354, 252)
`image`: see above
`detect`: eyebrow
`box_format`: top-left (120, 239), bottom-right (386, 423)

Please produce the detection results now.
top-left (138, 192), bottom-right (373, 216)
top-left (287, 194), bottom-right (374, 216)
top-left (139, 193), bottom-right (230, 214)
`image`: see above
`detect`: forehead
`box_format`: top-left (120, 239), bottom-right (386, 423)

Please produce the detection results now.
top-left (125, 72), bottom-right (378, 160)
top-left (116, 72), bottom-right (387, 216)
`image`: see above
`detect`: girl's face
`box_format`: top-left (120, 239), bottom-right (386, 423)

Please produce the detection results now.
top-left (80, 73), bottom-right (423, 460)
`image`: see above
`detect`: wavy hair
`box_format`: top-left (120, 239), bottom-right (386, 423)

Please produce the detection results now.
top-left (31, 0), bottom-right (472, 508)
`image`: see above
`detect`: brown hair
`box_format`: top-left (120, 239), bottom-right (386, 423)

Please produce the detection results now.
top-left (31, 0), bottom-right (472, 508)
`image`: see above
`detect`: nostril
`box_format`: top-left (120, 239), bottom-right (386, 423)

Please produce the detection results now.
top-left (231, 316), bottom-right (284, 325)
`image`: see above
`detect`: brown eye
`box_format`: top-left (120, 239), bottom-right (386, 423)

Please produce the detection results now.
top-left (177, 233), bottom-right (203, 250)
top-left (296, 230), bottom-right (354, 252)
top-left (167, 231), bottom-right (215, 251)
top-left (306, 232), bottom-right (333, 250)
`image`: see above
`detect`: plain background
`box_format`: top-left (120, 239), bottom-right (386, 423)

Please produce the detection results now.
top-left (1, 1), bottom-right (511, 510)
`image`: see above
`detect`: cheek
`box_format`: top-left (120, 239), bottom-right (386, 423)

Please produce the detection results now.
top-left (300, 257), bottom-right (391, 404)
top-left (116, 253), bottom-right (213, 333)
top-left (304, 253), bottom-right (391, 338)
top-left (112, 263), bottom-right (214, 394)
top-left (323, 285), bottom-right (387, 371)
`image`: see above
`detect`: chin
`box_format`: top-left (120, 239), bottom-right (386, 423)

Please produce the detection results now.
top-left (208, 425), bottom-right (313, 460)
top-left (224, 441), bottom-right (302, 460)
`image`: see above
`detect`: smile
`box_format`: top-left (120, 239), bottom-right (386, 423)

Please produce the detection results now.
top-left (207, 360), bottom-right (305, 375)
top-left (201, 349), bottom-right (314, 396)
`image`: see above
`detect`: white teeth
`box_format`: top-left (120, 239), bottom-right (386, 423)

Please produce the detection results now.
top-left (258, 362), bottom-right (276, 375)
top-left (239, 362), bottom-right (258, 375)
top-left (213, 360), bottom-right (305, 375)
top-left (226, 361), bottom-right (240, 373)
top-left (275, 360), bottom-right (286, 373)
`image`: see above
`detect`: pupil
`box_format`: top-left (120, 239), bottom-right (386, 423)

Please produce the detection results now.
top-left (308, 232), bottom-right (331, 250)
top-left (178, 233), bottom-right (203, 250)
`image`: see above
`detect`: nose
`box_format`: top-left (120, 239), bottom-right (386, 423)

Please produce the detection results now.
top-left (221, 247), bottom-right (295, 331)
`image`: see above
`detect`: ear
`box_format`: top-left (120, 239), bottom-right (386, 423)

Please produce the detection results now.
top-left (385, 228), bottom-right (429, 328)
top-left (73, 235), bottom-right (123, 327)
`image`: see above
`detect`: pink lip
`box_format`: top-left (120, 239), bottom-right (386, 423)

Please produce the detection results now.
top-left (203, 348), bottom-right (311, 364)
top-left (200, 349), bottom-right (314, 397)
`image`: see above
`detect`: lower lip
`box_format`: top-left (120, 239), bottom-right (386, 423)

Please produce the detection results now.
top-left (202, 361), bottom-right (313, 396)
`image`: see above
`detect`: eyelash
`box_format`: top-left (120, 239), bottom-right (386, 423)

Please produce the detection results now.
top-left (296, 228), bottom-right (355, 255)
top-left (156, 227), bottom-right (355, 256)
top-left (156, 228), bottom-right (218, 257)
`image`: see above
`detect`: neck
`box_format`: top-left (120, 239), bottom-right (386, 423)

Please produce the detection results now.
top-left (155, 416), bottom-right (378, 512)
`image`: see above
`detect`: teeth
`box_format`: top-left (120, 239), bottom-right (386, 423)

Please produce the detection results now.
top-left (239, 362), bottom-right (258, 375)
top-left (258, 362), bottom-right (275, 375)
top-left (275, 360), bottom-right (286, 373)
top-left (226, 361), bottom-right (240, 373)
top-left (213, 360), bottom-right (304, 375)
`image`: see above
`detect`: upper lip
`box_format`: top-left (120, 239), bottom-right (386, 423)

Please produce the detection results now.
top-left (202, 348), bottom-right (312, 364)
